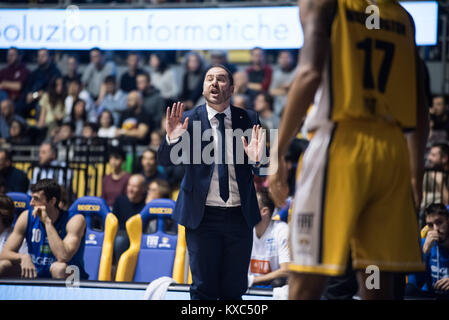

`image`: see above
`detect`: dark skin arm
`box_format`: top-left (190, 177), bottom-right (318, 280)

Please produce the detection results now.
top-left (268, 0), bottom-right (336, 207)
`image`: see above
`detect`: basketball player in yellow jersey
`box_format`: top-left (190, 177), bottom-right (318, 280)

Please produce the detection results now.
top-left (268, 0), bottom-right (429, 299)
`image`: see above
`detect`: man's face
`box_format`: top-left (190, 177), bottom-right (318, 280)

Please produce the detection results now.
top-left (30, 190), bottom-right (51, 209)
top-left (39, 144), bottom-right (55, 165)
top-left (428, 147), bottom-right (445, 169)
top-left (278, 51), bottom-right (292, 69)
top-left (0, 100), bottom-right (13, 118)
top-left (147, 181), bottom-right (160, 199)
top-left (202, 67), bottom-right (234, 106)
top-left (126, 176), bottom-right (146, 203)
top-left (251, 48), bottom-right (264, 66)
top-left (7, 48), bottom-right (18, 66)
top-left (136, 75), bottom-right (149, 92)
top-left (141, 151), bottom-right (156, 172)
top-left (90, 50), bottom-right (102, 66)
top-left (0, 151), bottom-right (10, 171)
top-left (127, 54), bottom-right (138, 69)
top-left (56, 125), bottom-right (73, 142)
top-left (37, 50), bottom-right (49, 66)
top-left (127, 91), bottom-right (141, 110)
top-left (109, 155), bottom-right (123, 171)
top-left (432, 97), bottom-right (447, 117)
top-left (426, 213), bottom-right (449, 243)
top-left (105, 81), bottom-right (116, 94)
top-left (67, 57), bottom-right (78, 73)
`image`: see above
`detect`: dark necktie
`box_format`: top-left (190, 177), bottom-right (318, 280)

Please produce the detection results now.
top-left (215, 113), bottom-right (229, 203)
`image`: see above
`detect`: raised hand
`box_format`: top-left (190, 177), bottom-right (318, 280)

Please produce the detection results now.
top-left (241, 125), bottom-right (266, 163)
top-left (166, 102), bottom-right (189, 141)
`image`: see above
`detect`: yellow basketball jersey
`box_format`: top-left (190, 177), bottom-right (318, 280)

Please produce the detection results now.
top-left (307, 0), bottom-right (417, 130)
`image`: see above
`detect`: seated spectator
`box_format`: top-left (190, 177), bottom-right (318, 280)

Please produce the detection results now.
top-left (81, 47), bottom-right (117, 101)
top-left (422, 142), bottom-right (449, 208)
top-left (116, 90), bottom-right (150, 145)
top-left (149, 129), bottom-right (163, 151)
top-left (112, 174), bottom-right (147, 263)
top-left (140, 148), bottom-right (167, 185)
top-left (64, 79), bottom-right (96, 123)
top-left (102, 147), bottom-right (130, 209)
top-left (37, 76), bottom-right (67, 137)
top-left (429, 95), bottom-right (449, 141)
top-left (70, 98), bottom-right (88, 137)
top-left (136, 72), bottom-right (165, 132)
top-left (145, 178), bottom-right (171, 203)
top-left (269, 50), bottom-right (297, 116)
top-left (0, 47), bottom-right (29, 103)
top-left (120, 52), bottom-right (144, 93)
top-left (6, 119), bottom-right (31, 146)
top-left (407, 203), bottom-right (449, 298)
top-left (253, 92), bottom-right (280, 130)
top-left (248, 187), bottom-right (290, 291)
top-left (20, 48), bottom-right (61, 118)
top-left (148, 52), bottom-right (178, 106)
top-left (97, 75), bottom-right (127, 125)
top-left (209, 50), bottom-right (237, 75)
top-left (0, 99), bottom-right (26, 144)
top-left (0, 149), bottom-right (29, 193)
top-left (178, 51), bottom-right (206, 110)
top-left (0, 194), bottom-right (27, 254)
top-left (52, 121), bottom-right (74, 145)
top-left (0, 179), bottom-right (88, 279)
top-left (97, 109), bottom-right (117, 139)
top-left (81, 122), bottom-right (98, 139)
top-left (233, 71), bottom-right (257, 110)
top-left (245, 47), bottom-right (273, 93)
top-left (62, 54), bottom-right (81, 85)
top-left (232, 94), bottom-right (249, 110)
top-left (30, 142), bottom-right (71, 188)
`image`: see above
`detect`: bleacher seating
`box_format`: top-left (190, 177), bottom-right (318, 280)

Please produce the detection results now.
top-left (68, 196), bottom-right (118, 281)
top-left (115, 198), bottom-right (179, 283)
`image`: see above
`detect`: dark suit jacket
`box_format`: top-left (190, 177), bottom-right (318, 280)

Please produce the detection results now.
top-left (157, 104), bottom-right (265, 230)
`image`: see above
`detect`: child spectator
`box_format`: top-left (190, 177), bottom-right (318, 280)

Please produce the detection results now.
top-left (97, 109), bottom-right (117, 139)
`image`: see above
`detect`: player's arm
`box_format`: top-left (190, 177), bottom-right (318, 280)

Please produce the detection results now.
top-left (0, 210), bottom-right (29, 263)
top-left (275, 0), bottom-right (335, 156)
top-left (45, 214), bottom-right (86, 263)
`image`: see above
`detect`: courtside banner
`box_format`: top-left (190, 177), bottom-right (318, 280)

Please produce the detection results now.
top-left (0, 2), bottom-right (437, 50)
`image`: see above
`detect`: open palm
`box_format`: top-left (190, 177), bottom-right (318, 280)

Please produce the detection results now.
top-left (166, 102), bottom-right (189, 140)
top-left (242, 125), bottom-right (266, 163)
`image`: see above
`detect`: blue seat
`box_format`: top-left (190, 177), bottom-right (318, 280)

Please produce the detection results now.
top-left (68, 196), bottom-right (118, 281)
top-left (116, 198), bottom-right (178, 283)
top-left (6, 192), bottom-right (31, 225)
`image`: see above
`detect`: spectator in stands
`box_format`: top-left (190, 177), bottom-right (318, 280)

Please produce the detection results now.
top-left (70, 98), bottom-right (88, 137)
top-left (233, 71), bottom-right (257, 110)
top-left (112, 174), bottom-right (147, 262)
top-left (422, 142), bottom-right (449, 208)
top-left (145, 178), bottom-right (171, 203)
top-left (140, 148), bottom-right (166, 185)
top-left (102, 147), bottom-right (130, 209)
top-left (52, 121), bottom-right (74, 145)
top-left (0, 149), bottom-right (29, 193)
top-left (30, 142), bottom-right (70, 187)
top-left (97, 75), bottom-right (128, 125)
top-left (136, 72), bottom-right (165, 132)
top-left (81, 122), bottom-right (98, 139)
top-left (97, 109), bottom-right (117, 139)
top-left (209, 50), bottom-right (237, 75)
top-left (429, 95), bottom-right (449, 142)
top-left (0, 47), bottom-right (29, 103)
top-left (20, 48), bottom-right (61, 118)
top-left (0, 99), bottom-right (26, 144)
top-left (248, 187), bottom-right (290, 290)
top-left (253, 92), bottom-right (280, 130)
top-left (269, 50), bottom-right (297, 116)
top-left (0, 179), bottom-right (88, 279)
top-left (232, 94), bottom-right (249, 110)
top-left (116, 90), bottom-right (150, 144)
top-left (148, 52), bottom-right (178, 106)
top-left (62, 55), bottom-right (81, 85)
top-left (6, 119), bottom-right (31, 147)
top-left (120, 52), bottom-right (144, 93)
top-left (64, 79), bottom-right (96, 123)
top-left (0, 194), bottom-right (28, 254)
top-left (245, 47), bottom-right (273, 93)
top-left (37, 76), bottom-right (67, 137)
top-left (81, 48), bottom-right (116, 100)
top-left (407, 203), bottom-right (449, 298)
top-left (178, 51), bottom-right (206, 110)
top-left (149, 129), bottom-right (164, 150)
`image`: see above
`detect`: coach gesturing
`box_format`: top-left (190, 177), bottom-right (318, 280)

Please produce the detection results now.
top-left (157, 64), bottom-right (266, 300)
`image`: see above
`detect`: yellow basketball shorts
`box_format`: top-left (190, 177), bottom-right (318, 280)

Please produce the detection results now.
top-left (289, 120), bottom-right (424, 276)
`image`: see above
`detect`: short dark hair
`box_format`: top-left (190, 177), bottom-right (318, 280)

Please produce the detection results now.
top-left (0, 194), bottom-right (15, 227)
top-left (108, 146), bottom-right (126, 161)
top-left (257, 187), bottom-right (275, 216)
top-left (30, 179), bottom-right (61, 205)
top-left (431, 142), bottom-right (449, 158)
top-left (104, 75), bottom-right (116, 84)
top-left (205, 64), bottom-right (234, 86)
top-left (424, 203), bottom-right (449, 218)
top-left (151, 178), bottom-right (171, 199)
top-left (137, 71), bottom-right (151, 82)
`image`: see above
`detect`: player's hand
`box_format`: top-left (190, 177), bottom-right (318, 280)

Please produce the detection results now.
top-left (423, 230), bottom-right (439, 254)
top-left (434, 278), bottom-right (449, 292)
top-left (242, 125), bottom-right (266, 163)
top-left (268, 155), bottom-right (289, 208)
top-left (166, 102), bottom-right (189, 141)
top-left (20, 254), bottom-right (37, 279)
top-left (33, 205), bottom-right (51, 225)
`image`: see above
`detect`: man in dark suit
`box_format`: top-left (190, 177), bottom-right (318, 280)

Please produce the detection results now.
top-left (158, 64), bottom-right (267, 300)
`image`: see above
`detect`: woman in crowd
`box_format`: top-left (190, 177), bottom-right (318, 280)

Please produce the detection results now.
top-left (97, 109), bottom-right (117, 139)
top-left (148, 52), bottom-right (178, 106)
top-left (37, 76), bottom-right (67, 136)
